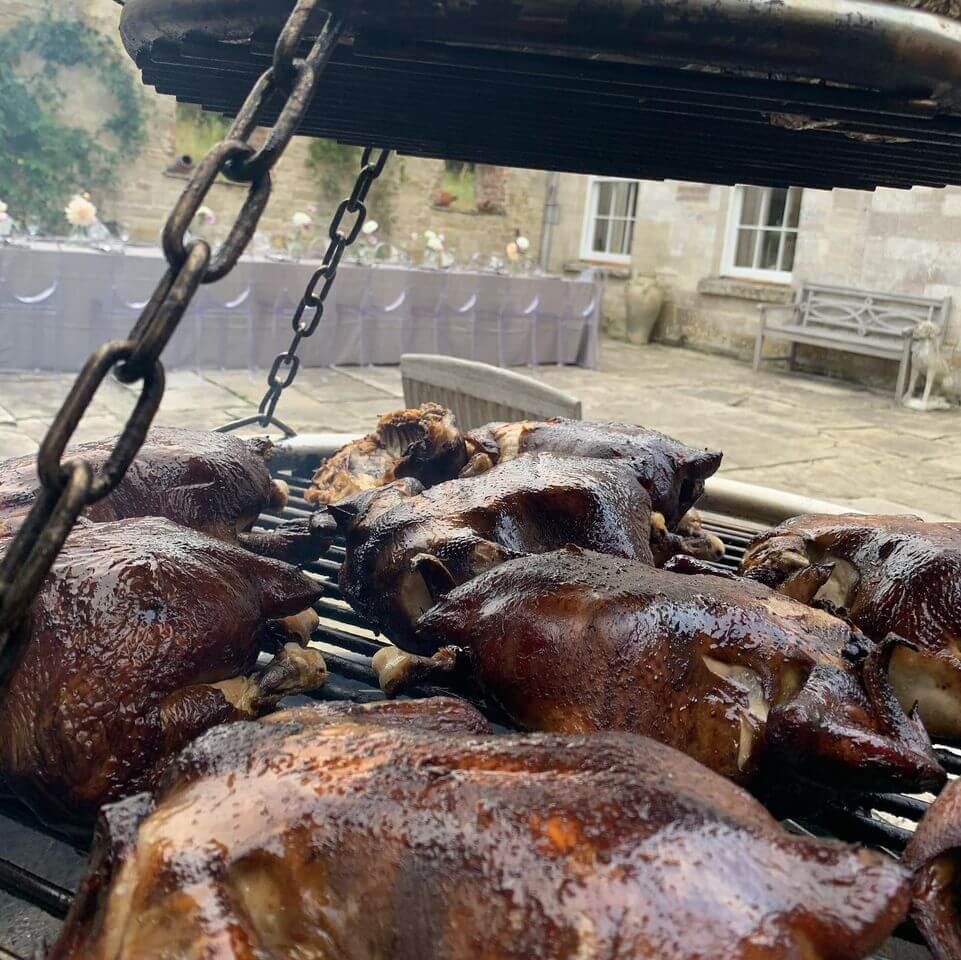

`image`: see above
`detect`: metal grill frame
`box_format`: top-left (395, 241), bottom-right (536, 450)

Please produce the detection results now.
top-left (118, 0), bottom-right (961, 191)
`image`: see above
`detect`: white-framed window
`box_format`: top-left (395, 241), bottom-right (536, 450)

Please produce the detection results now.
top-left (580, 176), bottom-right (639, 264)
top-left (722, 185), bottom-right (802, 282)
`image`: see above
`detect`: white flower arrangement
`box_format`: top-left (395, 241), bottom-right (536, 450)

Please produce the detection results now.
top-left (425, 229), bottom-right (445, 253)
top-left (362, 219), bottom-right (379, 235)
top-left (195, 205), bottom-right (217, 227)
top-left (506, 234), bottom-right (531, 264)
top-left (0, 200), bottom-right (8, 223)
top-left (65, 194), bottom-right (98, 228)
top-left (292, 211), bottom-right (313, 231)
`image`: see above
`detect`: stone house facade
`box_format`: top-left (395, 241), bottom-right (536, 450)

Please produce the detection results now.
top-left (545, 175), bottom-right (961, 390)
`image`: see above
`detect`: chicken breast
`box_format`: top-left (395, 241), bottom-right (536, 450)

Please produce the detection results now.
top-left (393, 548), bottom-right (944, 797)
top-left (51, 697), bottom-right (910, 960)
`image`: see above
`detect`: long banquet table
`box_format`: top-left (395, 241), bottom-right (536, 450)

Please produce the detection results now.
top-left (0, 242), bottom-right (600, 371)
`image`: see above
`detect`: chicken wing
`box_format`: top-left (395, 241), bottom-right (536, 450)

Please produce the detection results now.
top-left (51, 697), bottom-right (910, 960)
top-left (0, 517), bottom-right (325, 826)
top-left (0, 428), bottom-right (332, 563)
top-left (740, 515), bottom-right (961, 741)
top-left (384, 548), bottom-right (943, 796)
top-left (333, 455), bottom-right (656, 646)
top-left (304, 403), bottom-right (468, 505)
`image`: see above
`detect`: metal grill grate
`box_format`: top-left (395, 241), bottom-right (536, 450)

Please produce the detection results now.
top-left (0, 468), bottom-right (953, 958)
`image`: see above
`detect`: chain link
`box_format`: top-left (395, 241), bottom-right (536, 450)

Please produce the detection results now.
top-left (218, 146), bottom-right (390, 437)
top-left (0, 0), bottom-right (353, 669)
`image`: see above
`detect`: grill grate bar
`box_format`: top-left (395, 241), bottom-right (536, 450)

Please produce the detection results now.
top-left (314, 596), bottom-right (373, 631)
top-left (803, 807), bottom-right (915, 852)
top-left (0, 860), bottom-right (72, 920)
top-left (935, 748), bottom-right (961, 775)
top-left (861, 792), bottom-right (933, 821)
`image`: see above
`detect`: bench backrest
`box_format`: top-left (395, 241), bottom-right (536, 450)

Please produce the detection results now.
top-left (400, 353), bottom-right (582, 430)
top-left (795, 283), bottom-right (951, 344)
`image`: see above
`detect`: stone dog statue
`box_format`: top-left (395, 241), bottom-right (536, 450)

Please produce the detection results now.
top-left (902, 319), bottom-right (959, 411)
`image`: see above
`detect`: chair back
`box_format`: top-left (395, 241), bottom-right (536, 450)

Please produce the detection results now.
top-left (401, 353), bottom-right (582, 429)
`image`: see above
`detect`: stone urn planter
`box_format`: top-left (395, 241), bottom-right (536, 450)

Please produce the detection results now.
top-left (625, 274), bottom-right (665, 345)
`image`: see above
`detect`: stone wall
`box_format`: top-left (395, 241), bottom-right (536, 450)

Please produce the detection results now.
top-left (547, 171), bottom-right (961, 389)
top-left (3, 0), bottom-right (549, 261)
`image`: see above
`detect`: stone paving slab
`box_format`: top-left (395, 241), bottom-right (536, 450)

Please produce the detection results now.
top-left (0, 340), bottom-right (958, 517)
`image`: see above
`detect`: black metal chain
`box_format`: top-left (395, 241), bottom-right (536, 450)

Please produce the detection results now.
top-left (0, 0), bottom-right (360, 669)
top-left (217, 146), bottom-right (390, 438)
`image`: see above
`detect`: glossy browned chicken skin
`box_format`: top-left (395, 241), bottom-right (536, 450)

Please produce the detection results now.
top-left (904, 778), bottom-right (961, 960)
top-left (51, 697), bottom-right (911, 960)
top-left (304, 403), bottom-right (468, 506)
top-left (0, 428), bottom-right (331, 563)
top-left (740, 514), bottom-right (961, 741)
top-left (334, 455), bottom-right (656, 646)
top-left (0, 517), bottom-right (325, 826)
top-left (387, 548), bottom-right (944, 796)
top-left (465, 417), bottom-right (722, 528)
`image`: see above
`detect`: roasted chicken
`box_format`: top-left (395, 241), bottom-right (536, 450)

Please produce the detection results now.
top-left (0, 428), bottom-right (332, 563)
top-left (741, 514), bottom-right (961, 741)
top-left (903, 777), bottom-right (961, 960)
top-left (304, 403), bottom-right (468, 505)
top-left (0, 517), bottom-right (325, 826)
top-left (334, 455), bottom-right (657, 645)
top-left (51, 697), bottom-right (911, 960)
top-left (464, 417), bottom-right (722, 528)
top-left (376, 547), bottom-right (943, 796)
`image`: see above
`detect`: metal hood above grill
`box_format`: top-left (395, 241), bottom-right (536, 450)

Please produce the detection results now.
top-left (118, 0), bottom-right (961, 190)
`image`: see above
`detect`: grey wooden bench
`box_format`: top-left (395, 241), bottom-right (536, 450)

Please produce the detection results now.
top-left (753, 282), bottom-right (951, 399)
top-left (401, 353), bottom-right (582, 430)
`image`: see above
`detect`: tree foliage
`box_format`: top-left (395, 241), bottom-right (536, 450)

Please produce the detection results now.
top-left (0, 17), bottom-right (146, 228)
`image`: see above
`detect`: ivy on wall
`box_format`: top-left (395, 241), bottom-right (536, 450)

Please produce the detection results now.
top-left (307, 138), bottom-right (363, 197)
top-left (307, 138), bottom-right (395, 236)
top-left (0, 16), bottom-right (147, 228)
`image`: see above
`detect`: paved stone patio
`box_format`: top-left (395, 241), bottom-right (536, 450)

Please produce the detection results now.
top-left (1, 340), bottom-right (959, 518)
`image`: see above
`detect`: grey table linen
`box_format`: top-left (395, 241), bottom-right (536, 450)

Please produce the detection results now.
top-left (0, 244), bottom-right (600, 372)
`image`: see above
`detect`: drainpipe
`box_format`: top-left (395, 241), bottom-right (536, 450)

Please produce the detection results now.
top-left (539, 172), bottom-right (560, 271)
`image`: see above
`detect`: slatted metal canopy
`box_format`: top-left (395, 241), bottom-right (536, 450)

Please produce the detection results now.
top-left (117, 0), bottom-right (961, 190)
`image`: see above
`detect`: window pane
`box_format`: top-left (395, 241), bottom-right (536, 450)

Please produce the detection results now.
top-left (734, 229), bottom-right (757, 267)
top-left (593, 217), bottom-right (609, 253)
top-left (785, 188), bottom-right (802, 228)
top-left (596, 182), bottom-right (613, 217)
top-left (765, 188), bottom-right (788, 228)
top-left (781, 231), bottom-right (798, 271)
top-left (623, 222), bottom-right (635, 257)
top-left (759, 230), bottom-right (781, 270)
top-left (609, 218), bottom-right (629, 256)
top-left (612, 182), bottom-right (638, 219)
top-left (739, 187), bottom-right (763, 227)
